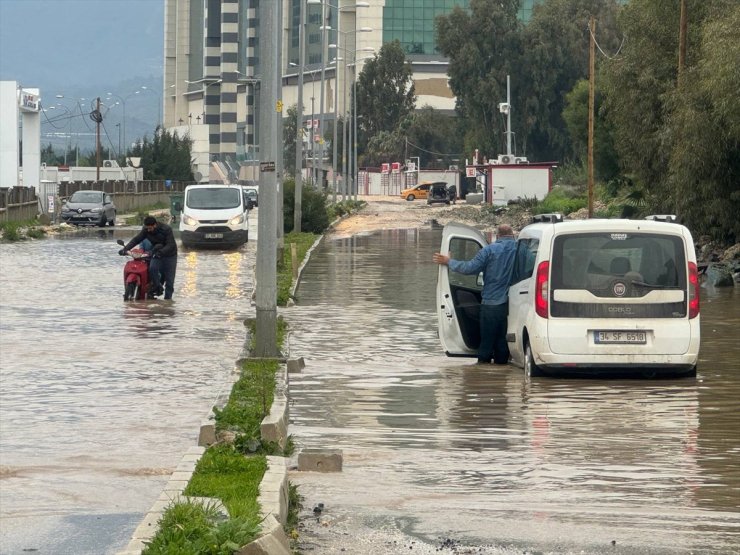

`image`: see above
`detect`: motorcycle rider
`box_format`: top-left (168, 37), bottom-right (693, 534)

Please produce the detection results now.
top-left (119, 215), bottom-right (178, 299)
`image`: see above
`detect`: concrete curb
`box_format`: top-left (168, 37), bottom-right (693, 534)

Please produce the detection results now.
top-left (287, 233), bottom-right (325, 306)
top-left (118, 361), bottom-right (292, 554)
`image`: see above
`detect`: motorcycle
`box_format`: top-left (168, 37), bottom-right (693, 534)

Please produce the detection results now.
top-left (117, 239), bottom-right (151, 301)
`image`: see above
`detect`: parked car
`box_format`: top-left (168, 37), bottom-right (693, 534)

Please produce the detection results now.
top-left (436, 214), bottom-right (700, 378)
top-left (60, 190), bottom-right (116, 227)
top-left (400, 182), bottom-right (432, 201)
top-left (427, 182), bottom-right (457, 205)
top-left (242, 186), bottom-right (258, 209)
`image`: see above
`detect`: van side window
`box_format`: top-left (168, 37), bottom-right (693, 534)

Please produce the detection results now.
top-left (510, 239), bottom-right (539, 285)
top-left (448, 237), bottom-right (483, 291)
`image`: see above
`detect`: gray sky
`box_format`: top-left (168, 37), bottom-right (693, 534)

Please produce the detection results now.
top-left (0, 0), bottom-right (163, 94)
top-left (0, 0), bottom-right (164, 149)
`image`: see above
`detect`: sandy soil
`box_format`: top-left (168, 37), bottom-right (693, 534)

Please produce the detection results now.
top-left (328, 195), bottom-right (503, 239)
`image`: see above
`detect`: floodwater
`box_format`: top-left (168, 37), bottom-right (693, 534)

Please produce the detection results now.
top-left (286, 227), bottom-right (740, 555)
top-left (0, 226), bottom-right (256, 554)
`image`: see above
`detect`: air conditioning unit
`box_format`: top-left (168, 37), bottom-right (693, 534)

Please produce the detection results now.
top-left (103, 160), bottom-right (118, 168)
top-left (497, 154), bottom-right (514, 165)
top-left (514, 157), bottom-right (528, 164)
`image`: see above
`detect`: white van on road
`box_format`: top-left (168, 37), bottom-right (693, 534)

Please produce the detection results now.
top-left (179, 184), bottom-right (250, 249)
top-left (437, 215), bottom-right (700, 377)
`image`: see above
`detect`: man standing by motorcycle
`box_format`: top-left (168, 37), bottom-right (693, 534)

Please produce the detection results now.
top-left (119, 215), bottom-right (178, 299)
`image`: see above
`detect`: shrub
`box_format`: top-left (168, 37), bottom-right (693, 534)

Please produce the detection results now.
top-left (534, 186), bottom-right (587, 215)
top-left (282, 178), bottom-right (330, 233)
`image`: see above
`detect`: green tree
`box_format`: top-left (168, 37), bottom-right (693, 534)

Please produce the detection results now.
top-left (41, 143), bottom-right (62, 166)
top-left (436, 0), bottom-right (523, 158)
top-left (666, 2), bottom-right (740, 243)
top-left (355, 41), bottom-right (416, 156)
top-left (129, 127), bottom-right (194, 181)
top-left (561, 79), bottom-right (619, 182)
top-left (521, 0), bottom-right (622, 162)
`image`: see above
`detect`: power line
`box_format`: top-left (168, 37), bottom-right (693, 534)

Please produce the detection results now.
top-left (405, 138), bottom-right (463, 158)
top-left (587, 23), bottom-right (625, 60)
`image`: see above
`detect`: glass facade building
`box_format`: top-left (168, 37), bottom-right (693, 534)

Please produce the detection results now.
top-left (382, 0), bottom-right (540, 58)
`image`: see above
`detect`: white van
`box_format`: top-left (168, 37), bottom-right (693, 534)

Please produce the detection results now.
top-left (437, 214), bottom-right (700, 377)
top-left (179, 184), bottom-right (249, 249)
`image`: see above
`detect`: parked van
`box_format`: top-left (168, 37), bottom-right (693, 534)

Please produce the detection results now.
top-left (436, 214), bottom-right (700, 377)
top-left (179, 184), bottom-right (249, 249)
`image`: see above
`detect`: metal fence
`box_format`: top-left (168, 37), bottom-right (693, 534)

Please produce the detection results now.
top-left (0, 181), bottom-right (194, 224)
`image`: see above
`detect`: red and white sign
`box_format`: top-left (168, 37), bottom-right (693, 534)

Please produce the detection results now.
top-left (391, 162), bottom-right (401, 173)
top-left (381, 163), bottom-right (390, 174)
top-left (466, 166), bottom-right (477, 178)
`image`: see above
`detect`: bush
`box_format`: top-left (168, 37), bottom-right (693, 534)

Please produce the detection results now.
top-left (282, 178), bottom-right (330, 233)
top-left (533, 186), bottom-right (587, 216)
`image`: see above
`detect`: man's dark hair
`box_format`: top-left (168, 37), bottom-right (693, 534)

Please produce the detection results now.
top-left (143, 216), bottom-right (157, 226)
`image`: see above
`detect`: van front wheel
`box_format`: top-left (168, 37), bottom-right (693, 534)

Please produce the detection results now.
top-left (525, 342), bottom-right (544, 378)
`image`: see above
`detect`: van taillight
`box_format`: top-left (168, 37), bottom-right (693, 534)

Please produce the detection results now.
top-left (688, 261), bottom-right (700, 319)
top-left (535, 261), bottom-right (549, 319)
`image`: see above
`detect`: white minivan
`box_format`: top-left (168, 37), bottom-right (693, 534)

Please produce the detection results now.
top-left (179, 184), bottom-right (249, 249)
top-left (437, 214), bottom-right (700, 377)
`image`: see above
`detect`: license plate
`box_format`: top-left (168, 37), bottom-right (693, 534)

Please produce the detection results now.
top-left (204, 233), bottom-right (223, 239)
top-left (594, 330), bottom-right (648, 344)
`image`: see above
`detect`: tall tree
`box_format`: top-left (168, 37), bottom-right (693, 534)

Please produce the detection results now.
top-left (666, 2), bottom-right (740, 243)
top-left (130, 128), bottom-right (194, 181)
top-left (521, 0), bottom-right (622, 162)
top-left (355, 41), bottom-right (416, 155)
top-left (436, 0), bottom-right (522, 159)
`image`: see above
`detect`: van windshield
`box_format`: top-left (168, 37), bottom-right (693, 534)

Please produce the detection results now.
top-left (187, 188), bottom-right (241, 209)
top-left (551, 232), bottom-right (687, 318)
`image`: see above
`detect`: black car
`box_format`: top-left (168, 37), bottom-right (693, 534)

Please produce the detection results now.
top-left (427, 182), bottom-right (456, 205)
top-left (60, 190), bottom-right (117, 226)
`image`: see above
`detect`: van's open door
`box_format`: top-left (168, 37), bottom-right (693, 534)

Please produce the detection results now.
top-left (436, 222), bottom-right (488, 356)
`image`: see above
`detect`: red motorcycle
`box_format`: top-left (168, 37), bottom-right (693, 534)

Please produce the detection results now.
top-left (117, 239), bottom-right (151, 301)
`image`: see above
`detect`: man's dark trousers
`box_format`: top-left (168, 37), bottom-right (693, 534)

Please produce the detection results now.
top-left (478, 303), bottom-right (510, 364)
top-left (149, 255), bottom-right (177, 299)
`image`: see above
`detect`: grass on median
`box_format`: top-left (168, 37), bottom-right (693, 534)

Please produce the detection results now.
top-left (278, 231), bottom-right (319, 306)
top-left (142, 226), bottom-right (327, 553)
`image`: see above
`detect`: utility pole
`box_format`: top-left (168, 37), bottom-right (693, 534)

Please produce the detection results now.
top-left (678, 0), bottom-right (687, 83)
top-left (318, 0), bottom-right (328, 191)
top-left (255, 1), bottom-right (279, 357)
top-left (587, 16), bottom-right (595, 219)
top-left (294, 0), bottom-right (306, 233)
top-left (276, 0), bottom-right (284, 254)
top-left (96, 97), bottom-right (101, 182)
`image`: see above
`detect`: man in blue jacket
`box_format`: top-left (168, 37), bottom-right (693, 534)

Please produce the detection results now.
top-left (120, 215), bottom-right (178, 300)
top-left (433, 224), bottom-right (517, 364)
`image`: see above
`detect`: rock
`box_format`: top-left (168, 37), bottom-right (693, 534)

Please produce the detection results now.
top-left (706, 263), bottom-right (734, 287)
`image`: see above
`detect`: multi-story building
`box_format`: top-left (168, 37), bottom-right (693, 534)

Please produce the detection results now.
top-left (163, 0), bottom-right (541, 180)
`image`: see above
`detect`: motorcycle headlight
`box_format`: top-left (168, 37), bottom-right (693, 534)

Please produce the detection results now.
top-left (182, 214), bottom-right (198, 226)
top-left (228, 213), bottom-right (246, 225)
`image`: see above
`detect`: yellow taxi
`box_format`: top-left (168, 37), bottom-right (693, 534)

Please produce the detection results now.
top-left (400, 182), bottom-right (432, 201)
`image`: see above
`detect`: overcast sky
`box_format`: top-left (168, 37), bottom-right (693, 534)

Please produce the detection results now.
top-left (0, 0), bottom-right (164, 97)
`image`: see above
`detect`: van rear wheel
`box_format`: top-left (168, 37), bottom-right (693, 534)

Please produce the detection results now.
top-left (525, 341), bottom-right (543, 378)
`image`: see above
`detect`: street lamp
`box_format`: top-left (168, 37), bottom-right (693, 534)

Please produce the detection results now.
top-left (235, 71), bottom-right (260, 163)
top-left (329, 33), bottom-right (373, 200)
top-left (306, 0), bottom-right (370, 192)
top-left (106, 91), bottom-right (140, 156)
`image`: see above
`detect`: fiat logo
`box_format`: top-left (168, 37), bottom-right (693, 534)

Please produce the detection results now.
top-left (613, 282), bottom-right (627, 296)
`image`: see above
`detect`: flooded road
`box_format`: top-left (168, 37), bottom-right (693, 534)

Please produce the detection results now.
top-left (286, 227), bottom-right (740, 554)
top-left (0, 227), bottom-right (256, 554)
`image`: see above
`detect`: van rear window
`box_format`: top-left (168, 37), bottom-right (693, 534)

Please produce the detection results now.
top-left (551, 232), bottom-right (687, 318)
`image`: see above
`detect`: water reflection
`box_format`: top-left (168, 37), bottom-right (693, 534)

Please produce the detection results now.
top-left (0, 236), bottom-right (256, 554)
top-left (287, 227), bottom-right (740, 554)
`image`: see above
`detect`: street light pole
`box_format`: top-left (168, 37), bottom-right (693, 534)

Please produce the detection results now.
top-left (294, 0), bottom-right (307, 232)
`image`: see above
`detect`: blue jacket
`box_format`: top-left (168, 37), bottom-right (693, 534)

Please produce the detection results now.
top-left (448, 237), bottom-right (516, 305)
